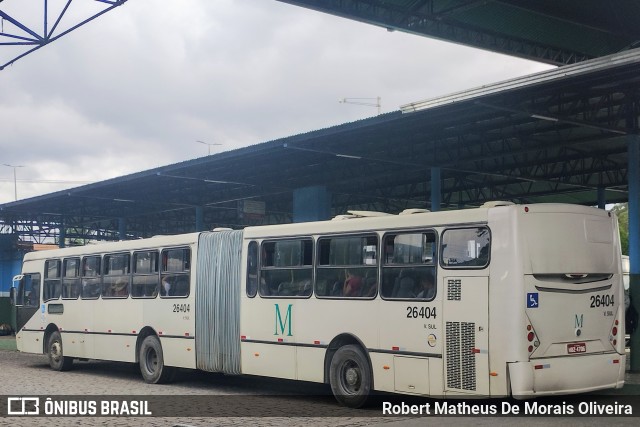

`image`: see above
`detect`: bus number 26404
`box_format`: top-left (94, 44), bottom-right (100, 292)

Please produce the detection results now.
top-left (173, 304), bottom-right (190, 313)
top-left (407, 306), bottom-right (436, 319)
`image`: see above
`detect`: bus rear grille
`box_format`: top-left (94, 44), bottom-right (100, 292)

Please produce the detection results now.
top-left (446, 321), bottom-right (477, 391)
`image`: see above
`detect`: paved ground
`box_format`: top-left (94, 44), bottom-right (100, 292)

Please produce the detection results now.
top-left (0, 336), bottom-right (638, 426)
top-left (0, 336), bottom-right (16, 352)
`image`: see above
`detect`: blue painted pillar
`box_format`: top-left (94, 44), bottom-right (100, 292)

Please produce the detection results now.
top-left (293, 186), bottom-right (331, 222)
top-left (597, 186), bottom-right (606, 209)
top-left (195, 206), bottom-right (204, 231)
top-left (431, 167), bottom-right (441, 212)
top-left (629, 133), bottom-right (640, 371)
top-left (119, 217), bottom-right (127, 241)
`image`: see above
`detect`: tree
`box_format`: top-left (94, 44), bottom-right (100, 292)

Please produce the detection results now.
top-left (611, 203), bottom-right (629, 255)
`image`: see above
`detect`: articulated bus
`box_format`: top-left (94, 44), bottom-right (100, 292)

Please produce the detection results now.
top-left (12, 203), bottom-right (625, 407)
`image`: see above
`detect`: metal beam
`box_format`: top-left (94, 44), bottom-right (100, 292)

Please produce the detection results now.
top-left (0, 0), bottom-right (129, 70)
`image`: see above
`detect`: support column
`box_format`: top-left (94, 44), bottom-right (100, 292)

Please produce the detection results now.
top-left (58, 219), bottom-right (65, 248)
top-left (195, 206), bottom-right (204, 232)
top-left (119, 217), bottom-right (127, 241)
top-left (597, 186), bottom-right (606, 209)
top-left (293, 186), bottom-right (331, 222)
top-left (430, 167), bottom-right (441, 212)
top-left (628, 132), bottom-right (640, 371)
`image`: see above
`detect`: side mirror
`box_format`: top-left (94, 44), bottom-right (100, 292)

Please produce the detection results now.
top-left (11, 275), bottom-right (24, 306)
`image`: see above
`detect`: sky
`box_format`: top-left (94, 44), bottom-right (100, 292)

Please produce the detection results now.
top-left (0, 0), bottom-right (553, 204)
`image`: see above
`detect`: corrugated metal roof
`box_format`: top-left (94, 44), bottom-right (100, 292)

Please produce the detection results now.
top-left (1, 51), bottom-right (638, 241)
top-left (278, 0), bottom-right (640, 65)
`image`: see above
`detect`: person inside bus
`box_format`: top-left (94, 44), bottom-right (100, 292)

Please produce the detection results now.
top-left (343, 270), bottom-right (363, 297)
top-left (25, 281), bottom-right (40, 307)
top-left (362, 274), bottom-right (377, 297)
top-left (161, 276), bottom-right (172, 296)
top-left (113, 278), bottom-right (128, 297)
top-left (394, 275), bottom-right (416, 298)
top-left (259, 276), bottom-right (270, 296)
top-left (416, 272), bottom-right (435, 299)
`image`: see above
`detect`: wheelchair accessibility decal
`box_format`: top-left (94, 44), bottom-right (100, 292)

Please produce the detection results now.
top-left (527, 293), bottom-right (539, 308)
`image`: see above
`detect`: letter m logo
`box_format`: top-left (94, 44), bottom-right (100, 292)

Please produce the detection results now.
top-left (274, 303), bottom-right (293, 336)
top-left (575, 314), bottom-right (584, 328)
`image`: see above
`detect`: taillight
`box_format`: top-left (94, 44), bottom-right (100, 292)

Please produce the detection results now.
top-left (610, 319), bottom-right (619, 347)
top-left (526, 321), bottom-right (539, 356)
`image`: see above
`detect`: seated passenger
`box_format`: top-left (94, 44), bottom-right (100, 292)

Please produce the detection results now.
top-left (113, 279), bottom-right (128, 297)
top-left (343, 270), bottom-right (363, 297)
top-left (161, 277), bottom-right (172, 296)
top-left (330, 280), bottom-right (343, 296)
top-left (416, 274), bottom-right (435, 299)
top-left (363, 276), bottom-right (377, 297)
top-left (259, 278), bottom-right (271, 296)
top-left (395, 276), bottom-right (416, 298)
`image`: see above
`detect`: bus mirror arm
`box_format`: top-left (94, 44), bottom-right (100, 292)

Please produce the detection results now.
top-left (10, 275), bottom-right (23, 306)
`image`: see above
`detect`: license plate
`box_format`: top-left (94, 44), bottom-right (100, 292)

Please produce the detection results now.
top-left (567, 342), bottom-right (586, 354)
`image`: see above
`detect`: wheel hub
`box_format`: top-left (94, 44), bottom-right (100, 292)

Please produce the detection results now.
top-left (51, 342), bottom-right (62, 362)
top-left (345, 366), bottom-right (360, 387)
top-left (145, 350), bottom-right (158, 373)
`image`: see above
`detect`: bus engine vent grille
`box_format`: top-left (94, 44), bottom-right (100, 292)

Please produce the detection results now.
top-left (446, 321), bottom-right (477, 391)
top-left (447, 279), bottom-right (462, 301)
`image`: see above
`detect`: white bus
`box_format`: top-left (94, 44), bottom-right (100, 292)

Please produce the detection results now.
top-left (12, 203), bottom-right (626, 407)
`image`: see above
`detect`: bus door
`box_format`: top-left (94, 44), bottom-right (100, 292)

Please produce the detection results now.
top-left (442, 275), bottom-right (490, 396)
top-left (12, 274), bottom-right (41, 333)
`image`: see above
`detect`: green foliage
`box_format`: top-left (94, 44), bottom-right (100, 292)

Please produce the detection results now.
top-left (611, 203), bottom-right (628, 255)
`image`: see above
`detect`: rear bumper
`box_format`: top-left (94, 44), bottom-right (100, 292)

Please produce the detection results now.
top-left (508, 353), bottom-right (625, 398)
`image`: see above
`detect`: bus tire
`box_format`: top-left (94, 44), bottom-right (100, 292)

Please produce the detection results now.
top-left (47, 330), bottom-right (73, 371)
top-left (329, 344), bottom-right (371, 408)
top-left (139, 335), bottom-right (174, 384)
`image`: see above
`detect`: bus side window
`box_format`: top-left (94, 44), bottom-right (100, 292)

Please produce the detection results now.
top-left (246, 241), bottom-right (258, 298)
top-left (316, 235), bottom-right (378, 299)
top-left (103, 253), bottom-right (131, 298)
top-left (259, 239), bottom-right (312, 298)
top-left (441, 227), bottom-right (490, 268)
top-left (381, 231), bottom-right (437, 300)
top-left (44, 259), bottom-right (61, 302)
top-left (132, 251), bottom-right (159, 298)
top-left (161, 247), bottom-right (191, 298)
top-left (81, 256), bottom-right (101, 299)
top-left (62, 258), bottom-right (81, 300)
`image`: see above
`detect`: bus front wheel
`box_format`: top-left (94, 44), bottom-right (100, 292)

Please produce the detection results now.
top-left (47, 330), bottom-right (73, 371)
top-left (139, 335), bottom-right (174, 384)
top-left (329, 344), bottom-right (371, 408)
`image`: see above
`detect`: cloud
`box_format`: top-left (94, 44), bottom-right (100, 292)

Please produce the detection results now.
top-left (0, 0), bottom-right (552, 204)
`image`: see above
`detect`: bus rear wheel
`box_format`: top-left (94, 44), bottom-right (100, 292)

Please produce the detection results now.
top-left (139, 335), bottom-right (174, 384)
top-left (47, 330), bottom-right (73, 371)
top-left (329, 344), bottom-right (371, 408)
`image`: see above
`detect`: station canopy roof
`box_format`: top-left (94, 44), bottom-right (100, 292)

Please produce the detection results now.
top-left (277, 0), bottom-right (640, 65)
top-left (1, 49), bottom-right (639, 242)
